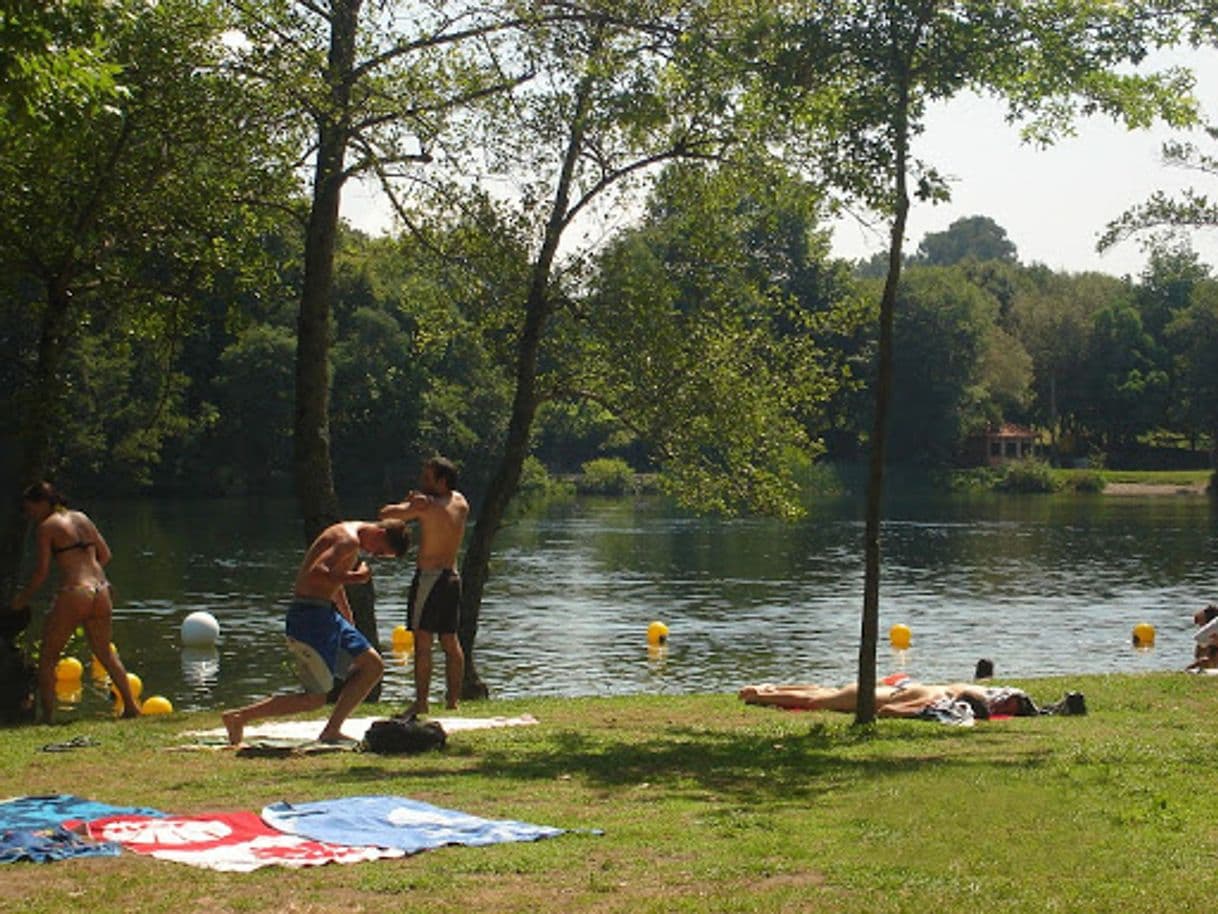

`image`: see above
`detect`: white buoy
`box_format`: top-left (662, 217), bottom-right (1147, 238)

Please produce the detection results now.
top-left (180, 611), bottom-right (220, 648)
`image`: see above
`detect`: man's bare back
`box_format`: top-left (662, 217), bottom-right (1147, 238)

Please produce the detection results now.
top-left (294, 522), bottom-right (370, 616)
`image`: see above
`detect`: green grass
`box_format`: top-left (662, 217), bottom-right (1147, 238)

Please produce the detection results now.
top-left (1082, 469), bottom-right (1212, 486)
top-left (4, 676), bottom-right (1218, 912)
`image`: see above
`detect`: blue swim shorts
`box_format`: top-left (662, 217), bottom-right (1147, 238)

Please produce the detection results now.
top-left (284, 597), bottom-right (373, 694)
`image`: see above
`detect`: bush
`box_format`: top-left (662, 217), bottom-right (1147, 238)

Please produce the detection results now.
top-left (995, 459), bottom-right (1060, 493)
top-left (578, 457), bottom-right (637, 495)
top-left (1069, 472), bottom-right (1107, 494)
top-left (516, 456), bottom-right (575, 503)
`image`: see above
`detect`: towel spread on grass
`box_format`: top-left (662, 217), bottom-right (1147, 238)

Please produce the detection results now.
top-left (0, 794), bottom-right (165, 832)
top-left (261, 795), bottom-right (563, 854)
top-left (0, 795), bottom-right (165, 864)
top-left (0, 826), bottom-right (121, 863)
top-left (79, 811), bottom-right (404, 871)
top-left (181, 713), bottom-right (538, 745)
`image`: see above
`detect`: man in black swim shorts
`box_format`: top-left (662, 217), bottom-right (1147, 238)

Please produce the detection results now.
top-left (380, 456), bottom-right (469, 714)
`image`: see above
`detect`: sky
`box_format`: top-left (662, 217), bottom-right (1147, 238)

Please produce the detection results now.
top-left (341, 46), bottom-right (1218, 280)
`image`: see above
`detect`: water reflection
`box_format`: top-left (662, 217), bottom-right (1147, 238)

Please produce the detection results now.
top-left (180, 646), bottom-right (220, 697)
top-left (19, 492), bottom-right (1217, 716)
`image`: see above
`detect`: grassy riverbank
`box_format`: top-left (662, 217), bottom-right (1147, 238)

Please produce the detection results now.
top-left (4, 673), bottom-right (1217, 913)
top-left (948, 463), bottom-right (1214, 495)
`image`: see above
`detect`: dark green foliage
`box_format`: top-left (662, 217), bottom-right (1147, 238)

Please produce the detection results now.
top-left (995, 459), bottom-right (1060, 493)
top-left (911, 215), bottom-right (1019, 267)
top-left (1068, 471), bottom-right (1107, 494)
top-left (577, 458), bottom-right (637, 495)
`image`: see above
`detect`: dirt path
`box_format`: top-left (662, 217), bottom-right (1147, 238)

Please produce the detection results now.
top-left (1104, 480), bottom-right (1211, 496)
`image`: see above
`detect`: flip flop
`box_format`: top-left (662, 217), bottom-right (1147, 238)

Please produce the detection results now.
top-left (41, 735), bottom-right (99, 752)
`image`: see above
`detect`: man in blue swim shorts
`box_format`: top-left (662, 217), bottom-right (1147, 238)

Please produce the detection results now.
top-left (222, 519), bottom-right (409, 745)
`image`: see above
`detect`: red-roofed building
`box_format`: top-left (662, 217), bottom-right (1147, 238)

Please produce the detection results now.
top-left (973, 423), bottom-right (1042, 467)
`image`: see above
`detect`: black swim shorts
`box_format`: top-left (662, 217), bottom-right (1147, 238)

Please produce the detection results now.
top-left (407, 568), bottom-right (461, 635)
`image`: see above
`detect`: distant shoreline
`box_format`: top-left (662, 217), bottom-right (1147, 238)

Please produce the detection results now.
top-left (1103, 480), bottom-right (1211, 496)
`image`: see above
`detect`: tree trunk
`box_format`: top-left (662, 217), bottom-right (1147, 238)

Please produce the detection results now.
top-left (458, 296), bottom-right (547, 699)
top-left (0, 282), bottom-right (74, 603)
top-left (457, 76), bottom-right (594, 699)
top-left (293, 0), bottom-right (380, 694)
top-left (856, 69), bottom-right (913, 727)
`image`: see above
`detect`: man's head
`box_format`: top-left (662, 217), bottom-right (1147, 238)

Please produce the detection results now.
top-left (1194, 604), bottom-right (1218, 626)
top-left (360, 520), bottom-right (410, 557)
top-left (420, 456), bottom-right (459, 495)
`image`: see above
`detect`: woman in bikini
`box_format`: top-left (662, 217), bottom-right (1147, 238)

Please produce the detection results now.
top-left (11, 482), bottom-right (140, 722)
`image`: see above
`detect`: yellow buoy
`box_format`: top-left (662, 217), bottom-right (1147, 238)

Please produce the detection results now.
top-left (55, 656), bottom-right (83, 681)
top-left (142, 695), bottom-right (173, 715)
top-left (647, 621), bottom-right (669, 646)
top-left (391, 625), bottom-right (414, 651)
top-left (1132, 622), bottom-right (1156, 647)
top-left (889, 624), bottom-right (912, 650)
top-left (111, 672), bottom-right (142, 703)
top-left (54, 680), bottom-right (82, 704)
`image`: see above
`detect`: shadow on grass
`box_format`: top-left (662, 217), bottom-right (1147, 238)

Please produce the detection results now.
top-left (286, 721), bottom-right (1054, 804)
top-left (477, 724), bottom-right (1052, 799)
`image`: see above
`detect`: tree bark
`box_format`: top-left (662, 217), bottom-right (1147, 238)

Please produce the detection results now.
top-left (0, 282), bottom-right (74, 604)
top-left (856, 55), bottom-right (913, 727)
top-left (293, 0), bottom-right (380, 694)
top-left (457, 295), bottom-right (547, 699)
top-left (457, 75), bottom-right (594, 700)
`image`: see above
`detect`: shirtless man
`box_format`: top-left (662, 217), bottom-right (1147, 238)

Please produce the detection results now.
top-left (221, 519), bottom-right (408, 745)
top-left (379, 456), bottom-right (468, 715)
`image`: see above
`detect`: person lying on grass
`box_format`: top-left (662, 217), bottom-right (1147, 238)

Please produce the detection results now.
top-left (1187, 604), bottom-right (1218, 671)
top-left (738, 677), bottom-right (1038, 719)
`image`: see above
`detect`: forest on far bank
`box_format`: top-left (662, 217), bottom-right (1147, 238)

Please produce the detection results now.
top-left (6, 203), bottom-right (1215, 505)
top-left (4, 1), bottom-right (1217, 517)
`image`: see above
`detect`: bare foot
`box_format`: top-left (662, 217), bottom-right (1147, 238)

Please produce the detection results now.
top-left (317, 730), bottom-right (355, 744)
top-left (222, 710), bottom-right (244, 746)
top-left (445, 698), bottom-right (459, 711)
top-left (121, 704), bottom-right (141, 719)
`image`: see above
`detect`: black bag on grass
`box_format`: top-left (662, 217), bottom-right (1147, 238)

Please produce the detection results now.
top-left (363, 717), bottom-right (447, 754)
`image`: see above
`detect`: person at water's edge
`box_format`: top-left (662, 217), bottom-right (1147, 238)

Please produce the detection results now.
top-left (221, 519), bottom-right (408, 745)
top-left (380, 456), bottom-right (469, 716)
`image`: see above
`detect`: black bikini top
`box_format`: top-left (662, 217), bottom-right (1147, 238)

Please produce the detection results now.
top-left (51, 539), bottom-right (94, 556)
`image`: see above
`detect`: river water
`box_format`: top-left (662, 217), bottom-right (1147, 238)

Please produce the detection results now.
top-left (29, 492), bottom-right (1217, 716)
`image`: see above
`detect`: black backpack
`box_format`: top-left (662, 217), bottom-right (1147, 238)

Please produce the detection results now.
top-left (363, 717), bottom-right (447, 754)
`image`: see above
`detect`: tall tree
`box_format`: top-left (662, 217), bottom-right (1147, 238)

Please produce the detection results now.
top-left (382, 0), bottom-right (750, 696)
top-left (912, 214), bottom-right (1018, 266)
top-left (582, 159), bottom-right (858, 514)
top-left (1166, 280), bottom-right (1218, 462)
top-left (228, 0), bottom-right (525, 661)
top-left (746, 0), bottom-right (1195, 723)
top-left (0, 0), bottom-right (289, 601)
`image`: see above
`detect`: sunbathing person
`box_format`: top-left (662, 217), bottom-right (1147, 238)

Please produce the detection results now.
top-left (738, 677), bottom-right (1037, 719)
top-left (1186, 604), bottom-right (1218, 671)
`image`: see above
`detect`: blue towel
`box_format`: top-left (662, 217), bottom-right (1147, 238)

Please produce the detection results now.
top-left (0, 826), bottom-right (122, 863)
top-left (261, 795), bottom-right (563, 854)
top-left (0, 795), bottom-right (165, 832)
